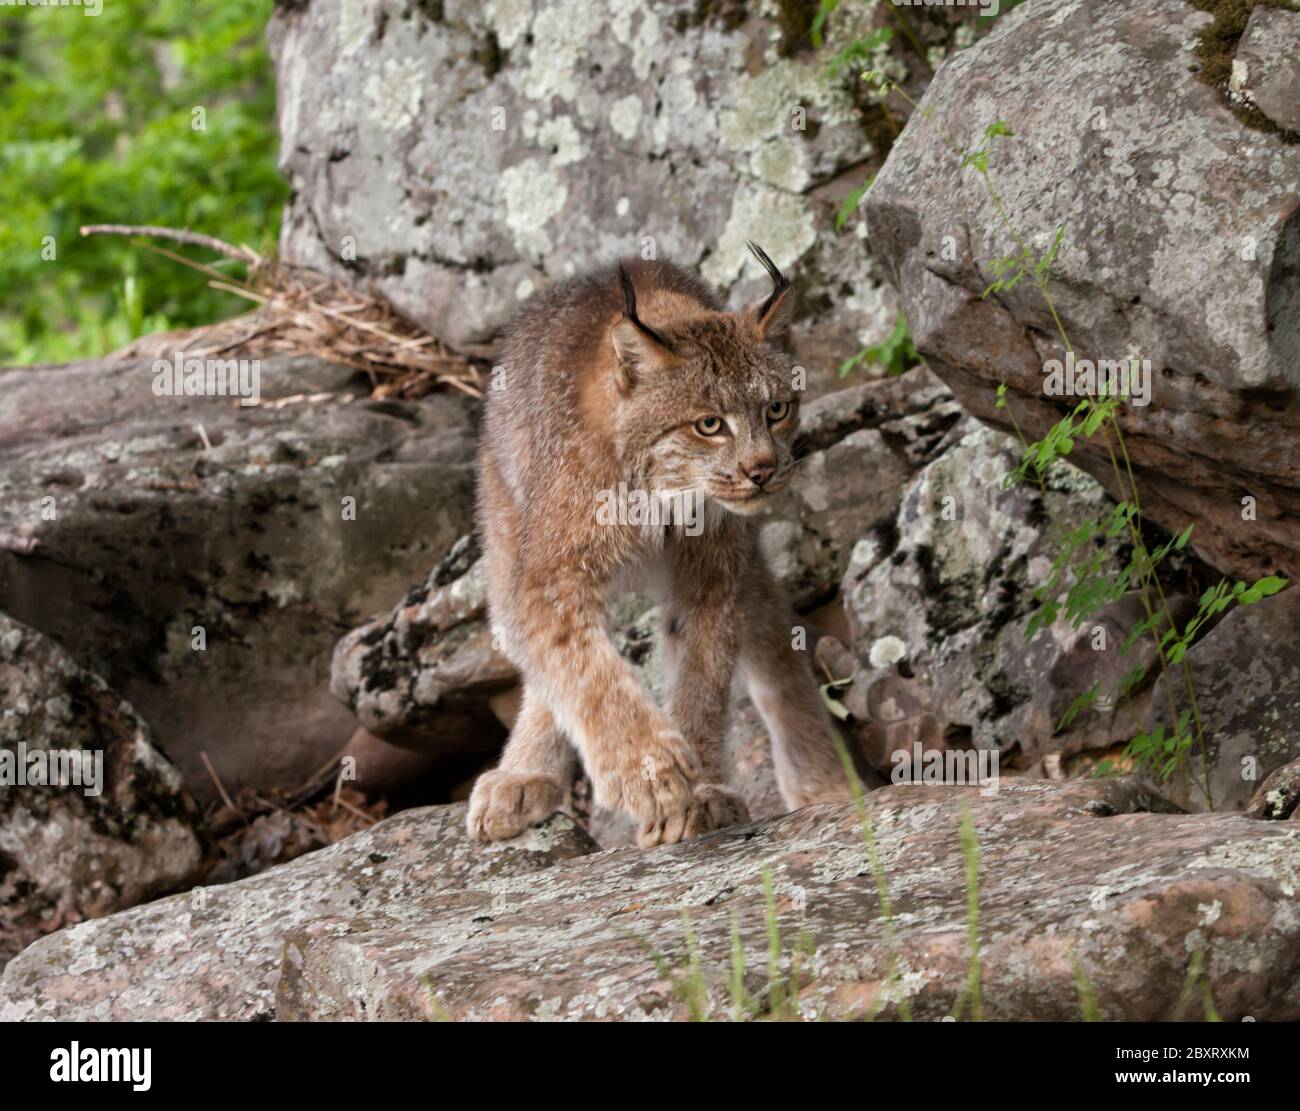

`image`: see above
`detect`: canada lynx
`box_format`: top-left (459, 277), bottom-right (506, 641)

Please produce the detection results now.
top-left (468, 246), bottom-right (852, 848)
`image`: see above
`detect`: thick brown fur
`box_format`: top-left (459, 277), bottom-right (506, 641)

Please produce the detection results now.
top-left (467, 252), bottom-right (852, 848)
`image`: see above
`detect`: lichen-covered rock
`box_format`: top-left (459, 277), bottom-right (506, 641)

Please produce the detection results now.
top-left (1231, 6), bottom-right (1300, 133)
top-left (0, 354), bottom-right (477, 801)
top-left (760, 367), bottom-right (961, 607)
top-left (841, 422), bottom-right (1175, 769)
top-left (0, 807), bottom-right (598, 1020)
top-left (1149, 586), bottom-right (1300, 813)
top-left (6, 777), bottom-right (1299, 1021)
top-left (1247, 758), bottom-right (1300, 821)
top-left (863, 0), bottom-right (1300, 582)
top-left (267, 0), bottom-right (905, 388)
top-left (330, 535), bottom-right (513, 751)
top-left (0, 614), bottom-right (201, 967)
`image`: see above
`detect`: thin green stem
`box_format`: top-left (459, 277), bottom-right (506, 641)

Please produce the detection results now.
top-left (833, 733), bottom-right (913, 1021)
top-left (1110, 419), bottom-right (1214, 806)
top-left (883, 3), bottom-right (934, 76)
top-left (960, 804), bottom-right (982, 1022)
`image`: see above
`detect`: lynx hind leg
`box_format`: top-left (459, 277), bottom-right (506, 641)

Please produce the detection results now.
top-left (467, 686), bottom-right (575, 841)
top-left (739, 572), bottom-right (853, 810)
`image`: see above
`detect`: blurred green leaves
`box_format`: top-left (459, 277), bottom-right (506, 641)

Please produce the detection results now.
top-left (0, 0), bottom-right (286, 364)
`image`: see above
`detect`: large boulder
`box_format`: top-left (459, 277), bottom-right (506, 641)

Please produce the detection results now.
top-left (0, 614), bottom-right (201, 967)
top-left (863, 0), bottom-right (1300, 582)
top-left (267, 0), bottom-right (912, 388)
top-left (5, 777), bottom-right (1300, 1021)
top-left (0, 354), bottom-right (477, 801)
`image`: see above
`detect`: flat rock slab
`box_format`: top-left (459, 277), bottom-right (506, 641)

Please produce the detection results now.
top-left (0, 806), bottom-right (597, 1021)
top-left (4, 778), bottom-right (1298, 1021)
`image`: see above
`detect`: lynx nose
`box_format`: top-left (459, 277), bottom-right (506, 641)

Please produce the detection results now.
top-left (746, 463), bottom-right (775, 488)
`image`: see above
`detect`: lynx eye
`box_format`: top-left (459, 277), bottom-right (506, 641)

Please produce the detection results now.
top-left (694, 416), bottom-right (725, 437)
top-left (766, 400), bottom-right (791, 423)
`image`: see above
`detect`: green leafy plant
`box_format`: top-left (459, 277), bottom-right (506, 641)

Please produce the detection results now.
top-left (825, 25), bottom-right (894, 79)
top-left (839, 312), bottom-right (920, 378)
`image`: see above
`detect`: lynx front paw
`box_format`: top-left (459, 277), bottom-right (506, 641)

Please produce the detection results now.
top-left (637, 784), bottom-right (751, 849)
top-left (590, 728), bottom-right (700, 826)
top-left (466, 769), bottom-right (565, 842)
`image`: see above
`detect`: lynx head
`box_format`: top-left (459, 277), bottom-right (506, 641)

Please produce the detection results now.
top-left (609, 243), bottom-right (801, 517)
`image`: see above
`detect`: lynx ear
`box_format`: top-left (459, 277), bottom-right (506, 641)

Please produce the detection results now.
top-left (612, 263), bottom-right (675, 392)
top-left (744, 240), bottom-right (793, 341)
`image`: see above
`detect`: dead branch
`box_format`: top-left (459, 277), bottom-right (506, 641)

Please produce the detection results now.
top-left (80, 223), bottom-right (261, 264)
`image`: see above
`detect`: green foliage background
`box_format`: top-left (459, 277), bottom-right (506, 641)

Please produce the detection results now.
top-left (0, 0), bottom-right (286, 366)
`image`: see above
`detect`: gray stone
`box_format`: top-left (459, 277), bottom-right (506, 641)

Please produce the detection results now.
top-left (1148, 585), bottom-right (1300, 813)
top-left (0, 354), bottom-right (477, 801)
top-left (1247, 757), bottom-right (1300, 821)
top-left (760, 367), bottom-right (961, 608)
top-left (0, 613), bottom-right (201, 966)
top-left (1232, 6), bottom-right (1300, 133)
top-left (863, 0), bottom-right (1300, 582)
top-left (0, 807), bottom-right (598, 1021)
top-left (329, 534), bottom-right (512, 751)
top-left (267, 0), bottom-right (907, 389)
top-left (6, 777), bottom-right (1299, 1021)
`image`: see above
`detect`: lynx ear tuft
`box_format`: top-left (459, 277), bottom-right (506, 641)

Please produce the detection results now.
top-left (744, 240), bottom-right (793, 341)
top-left (612, 263), bottom-right (676, 392)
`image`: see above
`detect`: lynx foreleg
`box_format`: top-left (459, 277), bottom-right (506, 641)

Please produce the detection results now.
top-left (467, 684), bottom-right (575, 841)
top-left (508, 568), bottom-right (702, 846)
